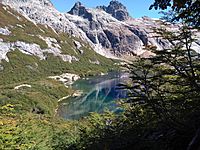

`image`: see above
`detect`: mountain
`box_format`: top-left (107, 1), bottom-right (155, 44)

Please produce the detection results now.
top-left (67, 1), bottom-right (200, 57)
top-left (0, 2), bottom-right (117, 83)
top-left (2, 0), bottom-right (199, 59)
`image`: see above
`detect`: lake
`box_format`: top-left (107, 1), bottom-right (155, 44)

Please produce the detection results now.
top-left (57, 72), bottom-right (128, 120)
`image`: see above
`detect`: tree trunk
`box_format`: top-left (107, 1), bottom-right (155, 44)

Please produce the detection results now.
top-left (187, 128), bottom-right (200, 150)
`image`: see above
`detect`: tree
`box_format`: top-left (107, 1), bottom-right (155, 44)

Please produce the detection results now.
top-left (150, 0), bottom-right (200, 27)
top-left (121, 22), bottom-right (200, 149)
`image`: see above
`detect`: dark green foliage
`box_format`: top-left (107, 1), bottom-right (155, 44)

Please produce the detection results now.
top-left (118, 24), bottom-right (200, 149)
top-left (150, 0), bottom-right (200, 27)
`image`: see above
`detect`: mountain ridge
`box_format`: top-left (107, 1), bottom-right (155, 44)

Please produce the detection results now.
top-left (0, 0), bottom-right (200, 59)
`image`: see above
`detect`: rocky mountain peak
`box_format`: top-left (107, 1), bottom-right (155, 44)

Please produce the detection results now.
top-left (74, 1), bottom-right (82, 7)
top-left (68, 1), bottom-right (93, 21)
top-left (109, 0), bottom-right (126, 10)
top-left (68, 1), bottom-right (86, 16)
top-left (97, 0), bottom-right (129, 21)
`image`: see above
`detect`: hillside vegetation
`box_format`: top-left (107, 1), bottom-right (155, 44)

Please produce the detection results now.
top-left (0, 4), bottom-right (120, 149)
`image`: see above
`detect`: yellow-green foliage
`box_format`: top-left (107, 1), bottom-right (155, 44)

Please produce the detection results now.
top-left (0, 106), bottom-right (80, 150)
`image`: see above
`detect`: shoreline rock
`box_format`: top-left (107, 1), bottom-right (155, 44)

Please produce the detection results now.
top-left (48, 73), bottom-right (80, 87)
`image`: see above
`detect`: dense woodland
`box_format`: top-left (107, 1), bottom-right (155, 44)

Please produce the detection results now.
top-left (0, 0), bottom-right (200, 149)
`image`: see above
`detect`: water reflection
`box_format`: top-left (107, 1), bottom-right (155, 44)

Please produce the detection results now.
top-left (58, 72), bottom-right (128, 120)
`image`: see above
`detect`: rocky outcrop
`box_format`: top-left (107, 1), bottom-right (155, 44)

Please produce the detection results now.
top-left (0, 41), bottom-right (12, 62)
top-left (0, 39), bottom-right (79, 63)
top-left (103, 27), bottom-right (143, 56)
top-left (48, 73), bottom-right (80, 87)
top-left (97, 0), bottom-right (129, 21)
top-left (0, 27), bottom-right (11, 35)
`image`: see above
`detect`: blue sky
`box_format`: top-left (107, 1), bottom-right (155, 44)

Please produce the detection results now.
top-left (51, 0), bottom-right (162, 18)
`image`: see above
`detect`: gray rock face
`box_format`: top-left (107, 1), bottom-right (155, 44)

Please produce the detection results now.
top-left (66, 7), bottom-right (174, 56)
top-left (103, 28), bottom-right (143, 56)
top-left (97, 0), bottom-right (129, 21)
top-left (68, 2), bottom-right (83, 16)
top-left (69, 2), bottom-right (86, 16)
top-left (68, 2), bottom-right (93, 21)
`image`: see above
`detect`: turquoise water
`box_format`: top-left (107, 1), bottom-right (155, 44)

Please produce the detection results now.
top-left (57, 72), bottom-right (128, 120)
